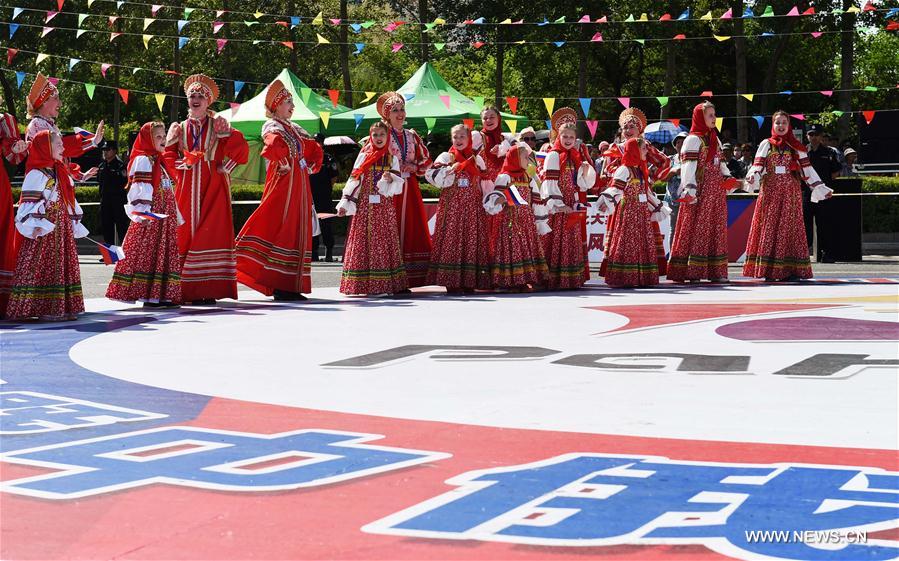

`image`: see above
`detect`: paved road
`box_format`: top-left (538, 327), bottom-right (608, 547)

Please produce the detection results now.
top-left (76, 256), bottom-right (898, 299)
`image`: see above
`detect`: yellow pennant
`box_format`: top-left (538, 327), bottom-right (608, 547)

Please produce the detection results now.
top-left (312, 11), bottom-right (323, 25)
top-left (36, 53), bottom-right (49, 64)
top-left (253, 11), bottom-right (264, 18)
top-left (543, 97), bottom-right (555, 116)
top-left (316, 33), bottom-right (330, 44)
top-left (505, 119), bottom-right (518, 135)
top-left (714, 35), bottom-right (731, 41)
top-left (715, 117), bottom-right (724, 131)
top-left (143, 18), bottom-right (153, 30)
top-left (362, 91), bottom-right (376, 103)
top-left (638, 13), bottom-right (648, 21)
top-left (500, 18), bottom-right (512, 24)
top-left (846, 5), bottom-right (861, 12)
top-left (154, 93), bottom-right (165, 112)
top-left (515, 40), bottom-right (526, 44)
top-left (433, 17), bottom-right (446, 25)
top-left (741, 93), bottom-right (754, 101)
top-left (87, 0), bottom-right (95, 6)
top-left (700, 10), bottom-right (713, 19)
top-left (142, 34), bottom-right (152, 49)
top-left (320, 111), bottom-right (331, 129)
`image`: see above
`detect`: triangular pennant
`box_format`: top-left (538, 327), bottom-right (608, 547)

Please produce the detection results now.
top-left (300, 87), bottom-right (312, 105)
top-left (361, 20), bottom-right (376, 28)
top-left (553, 16), bottom-right (565, 24)
top-left (780, 90), bottom-right (793, 95)
top-left (811, 32), bottom-right (823, 38)
top-left (595, 15), bottom-right (607, 23)
top-left (505, 120), bottom-right (518, 135)
top-left (68, 57), bottom-right (80, 71)
top-left (625, 14), bottom-right (635, 22)
top-left (312, 11), bottom-right (323, 25)
top-left (353, 114), bottom-right (364, 130)
top-left (543, 97), bottom-right (555, 116)
top-left (57, 0), bottom-right (63, 10)
top-left (109, 15), bottom-right (118, 25)
top-left (579, 97), bottom-right (591, 117)
top-left (741, 93), bottom-right (754, 101)
top-left (578, 15), bottom-right (590, 23)
top-left (700, 90), bottom-right (713, 97)
top-left (462, 118), bottom-right (475, 130)
top-left (761, 5), bottom-right (774, 16)
top-left (142, 34), bottom-right (152, 49)
top-left (12, 7), bottom-right (24, 19)
top-left (846, 5), bottom-right (860, 13)
top-left (143, 17), bottom-right (154, 30)
top-left (178, 36), bottom-right (188, 49)
top-left (864, 86), bottom-right (878, 92)
top-left (668, 118), bottom-right (680, 127)
top-left (353, 43), bottom-right (365, 54)
top-left (803, 7), bottom-right (816, 14)
top-left (439, 95), bottom-right (450, 109)
top-left (790, 113), bottom-right (805, 120)
top-left (545, 120), bottom-right (552, 130)
top-left (216, 38), bottom-right (227, 54)
top-left (505, 96), bottom-right (518, 114)
top-left (319, 111), bottom-right (330, 129)
top-left (132, 67), bottom-right (141, 75)
top-left (617, 97), bottom-right (630, 109)
top-left (434, 43), bottom-right (446, 50)
top-left (700, 10), bottom-right (713, 20)
top-left (656, 96), bottom-right (669, 107)
top-left (328, 89), bottom-right (340, 108)
top-left (116, 1), bottom-right (123, 10)
top-left (46, 11), bottom-right (58, 23)
top-left (101, 63), bottom-right (111, 77)
top-left (41, 27), bottom-right (54, 38)
top-left (9, 23), bottom-right (19, 38)
top-left (213, 21), bottom-right (224, 34)
top-left (78, 13), bottom-right (88, 26)
top-left (714, 35), bottom-right (731, 41)
top-left (720, 8), bottom-right (732, 19)
top-left (659, 13), bottom-right (672, 21)
top-left (820, 90), bottom-right (833, 97)
top-left (154, 93), bottom-right (165, 111)
top-left (585, 120), bottom-right (599, 138)
top-left (351, 23), bottom-right (363, 33)
top-left (424, 116), bottom-right (437, 131)
top-left (183, 7), bottom-right (194, 18)
top-left (678, 9), bottom-right (690, 19)
top-left (552, 41), bottom-right (565, 47)
top-left (253, 10), bottom-right (264, 18)
top-left (391, 43), bottom-right (403, 52)
top-left (831, 110), bottom-right (844, 117)
top-left (233, 81), bottom-right (245, 97)
top-left (743, 7), bottom-right (755, 17)
top-left (152, 4), bottom-right (162, 16)
top-left (591, 32), bottom-right (603, 41)
top-left (110, 32), bottom-right (122, 42)
top-left (787, 6), bottom-right (800, 16)
top-left (177, 19), bottom-right (188, 32)
top-left (634, 39), bottom-right (645, 45)
top-left (673, 34), bottom-right (686, 40)
top-left (316, 33), bottom-right (330, 44)
top-left (638, 13), bottom-right (648, 21)
top-left (362, 91), bottom-right (376, 103)
top-left (75, 28), bottom-right (87, 38)
top-left (118, 88), bottom-right (129, 104)
top-left (36, 53), bottom-right (50, 64)
top-left (715, 117), bottom-right (723, 130)
top-left (753, 115), bottom-right (764, 128)
top-left (291, 16), bottom-right (301, 28)
top-left (281, 41), bottom-right (293, 49)
top-left (862, 110), bottom-right (875, 124)
top-left (863, 1), bottom-right (876, 11)
top-left (15, 71), bottom-right (26, 88)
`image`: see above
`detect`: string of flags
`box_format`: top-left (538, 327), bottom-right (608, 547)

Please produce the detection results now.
top-left (14, 0), bottom-right (895, 29)
top-left (2, 68), bottom-right (891, 132)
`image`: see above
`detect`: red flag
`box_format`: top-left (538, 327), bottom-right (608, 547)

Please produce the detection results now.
top-left (505, 96), bottom-right (518, 114)
top-left (281, 41), bottom-right (294, 49)
top-left (117, 88), bottom-right (129, 104)
top-left (863, 1), bottom-right (876, 11)
top-left (862, 110), bottom-right (876, 124)
top-left (472, 41), bottom-right (485, 49)
top-left (57, 0), bottom-right (64, 10)
top-left (700, 90), bottom-right (713, 97)
top-left (328, 89), bottom-right (340, 108)
top-left (462, 118), bottom-right (474, 130)
top-left (659, 13), bottom-right (672, 20)
top-left (7, 48), bottom-right (18, 65)
top-left (673, 33), bottom-right (686, 40)
top-left (802, 7), bottom-right (815, 14)
top-left (668, 118), bottom-right (681, 127)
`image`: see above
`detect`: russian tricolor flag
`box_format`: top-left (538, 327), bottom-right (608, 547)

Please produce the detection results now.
top-left (131, 211), bottom-right (167, 221)
top-left (501, 186), bottom-right (527, 207)
top-left (97, 242), bottom-right (125, 265)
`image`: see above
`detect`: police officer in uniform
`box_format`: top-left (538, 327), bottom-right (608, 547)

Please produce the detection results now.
top-left (97, 139), bottom-right (129, 246)
top-left (804, 124), bottom-right (841, 262)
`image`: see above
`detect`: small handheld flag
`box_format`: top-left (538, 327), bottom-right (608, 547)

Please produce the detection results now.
top-left (500, 186), bottom-right (527, 206)
top-left (87, 238), bottom-right (126, 265)
top-left (131, 211), bottom-right (167, 221)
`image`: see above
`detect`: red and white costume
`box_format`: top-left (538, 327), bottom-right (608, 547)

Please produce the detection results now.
top-left (25, 74), bottom-right (99, 164)
top-left (337, 134), bottom-right (407, 295)
top-left (106, 123), bottom-right (183, 304)
top-left (1, 111), bottom-right (26, 316)
top-left (164, 74), bottom-right (249, 301)
top-left (667, 103), bottom-right (736, 282)
top-left (742, 123), bottom-right (832, 280)
top-left (378, 93), bottom-right (433, 287)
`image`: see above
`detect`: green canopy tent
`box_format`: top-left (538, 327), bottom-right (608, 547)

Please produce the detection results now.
top-left (220, 68), bottom-right (353, 184)
top-left (330, 63), bottom-right (529, 136)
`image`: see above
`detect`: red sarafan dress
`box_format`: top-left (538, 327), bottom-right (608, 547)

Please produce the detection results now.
top-left (601, 140), bottom-right (662, 288)
top-left (424, 142), bottom-right (492, 290)
top-left (388, 127), bottom-right (432, 287)
top-left (235, 119), bottom-right (322, 296)
top-left (482, 147), bottom-right (548, 288)
top-left (337, 137), bottom-right (408, 295)
top-left (743, 129), bottom-right (832, 280)
top-left (7, 131), bottom-right (87, 321)
top-left (539, 140), bottom-right (596, 290)
top-left (667, 104), bottom-right (734, 282)
top-left (106, 123), bottom-right (183, 304)
top-left (163, 113), bottom-right (249, 301)
top-left (0, 113), bottom-right (26, 317)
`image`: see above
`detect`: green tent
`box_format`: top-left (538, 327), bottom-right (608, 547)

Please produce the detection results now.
top-left (220, 68), bottom-right (354, 184)
top-left (330, 62), bottom-right (529, 135)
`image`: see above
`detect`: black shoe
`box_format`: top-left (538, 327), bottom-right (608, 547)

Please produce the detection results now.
top-left (311, 253), bottom-right (319, 262)
top-left (325, 249), bottom-right (334, 262)
top-left (273, 289), bottom-right (307, 301)
top-left (143, 302), bottom-right (163, 308)
top-left (189, 299), bottom-right (217, 306)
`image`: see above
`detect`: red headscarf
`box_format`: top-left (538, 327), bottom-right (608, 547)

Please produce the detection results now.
top-left (350, 131), bottom-right (391, 179)
top-left (480, 114), bottom-right (504, 166)
top-left (498, 144), bottom-right (528, 181)
top-left (689, 103), bottom-right (718, 163)
top-left (449, 128), bottom-right (481, 179)
top-left (550, 134), bottom-right (583, 170)
top-left (25, 129), bottom-right (75, 208)
top-left (128, 122), bottom-right (171, 189)
top-left (621, 138), bottom-right (650, 183)
top-left (768, 117), bottom-right (805, 170)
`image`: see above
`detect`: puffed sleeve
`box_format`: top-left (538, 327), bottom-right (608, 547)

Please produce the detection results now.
top-left (218, 128), bottom-right (249, 175)
top-left (336, 150), bottom-right (367, 216)
top-left (576, 159), bottom-right (597, 191)
top-left (15, 170), bottom-right (55, 238)
top-left (678, 135), bottom-right (702, 203)
top-left (646, 189), bottom-right (671, 223)
top-left (483, 173), bottom-right (510, 215)
top-left (123, 155), bottom-right (154, 222)
top-left (745, 140), bottom-right (771, 194)
top-left (301, 138), bottom-right (324, 175)
top-left (476, 155), bottom-right (495, 195)
top-left (377, 156), bottom-right (404, 197)
top-left (424, 152), bottom-right (456, 189)
top-left (70, 198), bottom-right (89, 239)
top-left (530, 175), bottom-right (551, 236)
top-left (596, 166), bottom-right (628, 216)
top-left (540, 151), bottom-right (565, 212)
top-left (797, 148), bottom-right (833, 202)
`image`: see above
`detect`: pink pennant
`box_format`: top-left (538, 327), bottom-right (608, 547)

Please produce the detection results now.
top-left (595, 16), bottom-right (607, 23)
top-left (578, 14), bottom-right (591, 23)
top-left (108, 16), bottom-right (118, 26)
top-left (383, 22), bottom-right (398, 32)
top-left (275, 21), bottom-right (289, 27)
top-left (512, 19), bottom-right (523, 24)
top-left (328, 89), bottom-right (340, 108)
top-left (787, 6), bottom-right (800, 16)
top-left (790, 113), bottom-right (805, 120)
top-left (820, 90), bottom-right (833, 97)
top-left (329, 18), bottom-right (341, 25)
top-left (216, 38), bottom-right (228, 54)
top-left (45, 11), bottom-right (58, 23)
top-left (41, 26), bottom-right (54, 37)
top-left (109, 32), bottom-right (121, 42)
top-left (151, 4), bottom-right (162, 16)
top-left (591, 32), bottom-right (603, 42)
top-left (700, 90), bottom-right (713, 97)
top-left (720, 8), bottom-right (732, 19)
top-left (862, 110), bottom-right (875, 124)
top-left (213, 21), bottom-right (224, 34)
top-left (586, 120), bottom-right (599, 138)
top-left (439, 95), bottom-right (450, 109)
top-left (617, 97), bottom-right (630, 109)
top-left (472, 41), bottom-right (485, 49)
top-left (229, 102), bottom-right (241, 115)
top-left (281, 41), bottom-right (293, 49)
top-left (391, 43), bottom-right (403, 52)
top-left (48, 77), bottom-right (59, 86)
top-left (101, 63), bottom-right (111, 77)
top-left (811, 32), bottom-right (823, 38)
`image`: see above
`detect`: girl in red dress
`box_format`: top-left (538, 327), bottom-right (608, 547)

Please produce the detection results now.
top-left (337, 121), bottom-right (408, 296)
top-left (235, 80), bottom-right (323, 301)
top-left (477, 106), bottom-right (511, 182)
top-left (539, 108), bottom-right (596, 290)
top-left (743, 111), bottom-right (832, 281)
top-left (425, 125), bottom-right (492, 292)
top-left (667, 102), bottom-right (738, 283)
top-left (378, 92), bottom-right (432, 288)
top-left (0, 105), bottom-right (27, 317)
top-left (106, 122), bottom-right (182, 306)
top-left (7, 131), bottom-right (87, 321)
top-left (483, 143), bottom-right (548, 290)
top-left (599, 138), bottom-right (670, 288)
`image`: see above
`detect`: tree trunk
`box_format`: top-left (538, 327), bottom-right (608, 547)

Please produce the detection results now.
top-left (837, 0), bottom-right (855, 140)
top-left (339, 0), bottom-right (352, 105)
top-left (418, 0), bottom-right (429, 63)
top-left (733, 0), bottom-right (748, 142)
top-left (661, 44), bottom-right (676, 120)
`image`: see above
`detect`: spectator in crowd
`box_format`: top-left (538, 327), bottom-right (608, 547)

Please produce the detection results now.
top-left (518, 127), bottom-right (538, 168)
top-left (804, 124), bottom-right (841, 262)
top-left (595, 140), bottom-right (610, 175)
top-left (824, 133), bottom-right (846, 167)
top-left (842, 148), bottom-right (859, 177)
top-left (97, 139), bottom-right (129, 248)
top-left (723, 143), bottom-right (745, 178)
top-left (309, 133), bottom-right (338, 262)
top-left (741, 143), bottom-right (753, 170)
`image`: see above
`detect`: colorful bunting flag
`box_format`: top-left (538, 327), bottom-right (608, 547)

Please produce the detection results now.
top-left (312, 11), bottom-right (323, 25)
top-left (154, 93), bottom-right (165, 111)
top-left (142, 34), bottom-right (152, 49)
top-left (118, 88), bottom-right (129, 104)
top-left (281, 41), bottom-right (293, 49)
top-left (424, 117), bottom-right (437, 131)
top-left (439, 95), bottom-right (450, 109)
top-left (591, 32), bottom-right (603, 41)
top-left (668, 118), bottom-right (680, 127)
top-left (505, 120), bottom-right (518, 134)
top-left (316, 34), bottom-right (330, 44)
top-left (761, 5), bottom-right (774, 17)
top-left (101, 63), bottom-right (111, 77)
top-left (68, 57), bottom-right (80, 71)
top-left (617, 97), bottom-right (630, 109)
top-left (143, 17), bottom-right (154, 31)
top-left (216, 38), bottom-right (227, 54)
top-left (831, 110), bottom-right (844, 117)
top-left (363, 91), bottom-right (376, 103)
top-left (579, 97), bottom-right (591, 117)
top-left (820, 90), bottom-right (833, 97)
top-left (787, 6), bottom-right (800, 16)
top-left (700, 11), bottom-right (713, 20)
top-left (677, 9), bottom-right (690, 19)
top-left (700, 90), bottom-right (713, 97)
top-left (213, 21), bottom-right (224, 34)
top-left (391, 43), bottom-right (403, 52)
top-left (462, 118), bottom-right (475, 130)
top-left (9, 23), bottom-right (19, 38)
top-left (12, 7), bottom-right (24, 19)
top-left (741, 93), bottom-right (754, 101)
top-left (715, 117), bottom-right (723, 130)
top-left (328, 90), bottom-right (340, 108)
top-left (656, 96), bottom-right (669, 107)
top-left (585, 120), bottom-right (599, 138)
top-left (434, 43), bottom-right (446, 50)
top-left (673, 34), bottom-right (686, 40)
top-left (15, 71), bottom-right (25, 88)
top-left (714, 35), bottom-right (731, 41)
top-left (720, 8), bottom-right (732, 19)
top-left (151, 4), bottom-right (162, 16)
top-left (543, 97), bottom-right (555, 116)
top-left (353, 114), bottom-right (364, 130)
top-left (320, 111), bottom-right (330, 129)
top-left (41, 27), bottom-right (54, 38)
top-left (505, 96), bottom-right (518, 114)
top-left (178, 36), bottom-right (188, 49)
top-left (862, 110), bottom-right (875, 124)
top-left (790, 113), bottom-right (805, 120)
top-left (36, 53), bottom-right (49, 64)
top-left (753, 115), bottom-right (764, 128)
top-left (353, 43), bottom-right (365, 54)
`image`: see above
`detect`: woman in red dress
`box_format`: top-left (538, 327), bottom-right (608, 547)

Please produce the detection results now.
top-left (378, 92), bottom-right (432, 288)
top-left (234, 80), bottom-right (323, 301)
top-left (483, 143), bottom-right (547, 290)
top-left (0, 105), bottom-right (27, 317)
top-left (106, 122), bottom-right (182, 306)
top-left (743, 111), bottom-right (832, 281)
top-left (539, 108), bottom-right (596, 290)
top-left (599, 138), bottom-right (669, 288)
top-left (164, 74), bottom-right (249, 304)
top-left (667, 102), bottom-right (738, 283)
top-left (425, 125), bottom-right (492, 292)
top-left (337, 121), bottom-right (408, 295)
top-left (7, 131), bottom-right (88, 321)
